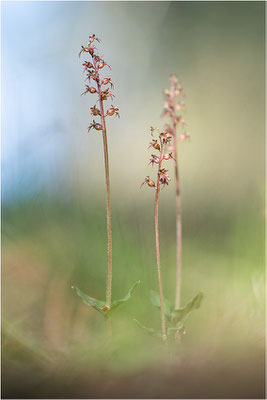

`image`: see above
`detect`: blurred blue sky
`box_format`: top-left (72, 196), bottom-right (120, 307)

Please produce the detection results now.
top-left (2, 1), bottom-right (172, 202)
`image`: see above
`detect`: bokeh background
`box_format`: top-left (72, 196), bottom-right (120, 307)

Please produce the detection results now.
top-left (2, 1), bottom-right (265, 398)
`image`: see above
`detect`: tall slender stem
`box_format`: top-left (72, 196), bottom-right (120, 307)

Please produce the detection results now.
top-left (97, 80), bottom-right (112, 308)
top-left (154, 142), bottom-right (167, 340)
top-left (169, 80), bottom-right (183, 310)
top-left (173, 131), bottom-right (182, 310)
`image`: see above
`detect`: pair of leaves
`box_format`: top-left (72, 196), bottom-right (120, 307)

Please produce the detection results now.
top-left (135, 291), bottom-right (203, 339)
top-left (150, 290), bottom-right (203, 324)
top-left (150, 290), bottom-right (172, 319)
top-left (72, 280), bottom-right (140, 318)
top-left (170, 291), bottom-right (203, 327)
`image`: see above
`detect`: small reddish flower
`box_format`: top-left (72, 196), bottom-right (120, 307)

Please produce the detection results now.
top-left (79, 44), bottom-right (96, 57)
top-left (81, 85), bottom-right (97, 96)
top-left (149, 154), bottom-right (160, 166)
top-left (88, 120), bottom-right (102, 132)
top-left (174, 88), bottom-right (183, 97)
top-left (82, 61), bottom-right (94, 71)
top-left (106, 105), bottom-right (120, 118)
top-left (150, 126), bottom-right (157, 137)
top-left (140, 176), bottom-right (155, 188)
top-left (179, 133), bottom-right (190, 142)
top-left (101, 77), bottom-right (114, 88)
top-left (101, 89), bottom-right (114, 101)
top-left (162, 104), bottom-right (173, 118)
top-left (97, 60), bottom-right (111, 70)
top-left (148, 139), bottom-right (160, 151)
top-left (170, 74), bottom-right (178, 84)
top-left (90, 105), bottom-right (101, 116)
top-left (176, 116), bottom-right (185, 128)
top-left (175, 102), bottom-right (185, 112)
top-left (163, 152), bottom-right (174, 161)
top-left (89, 34), bottom-right (100, 44)
top-left (160, 133), bottom-right (172, 145)
top-left (159, 168), bottom-right (171, 186)
top-left (86, 70), bottom-right (98, 82)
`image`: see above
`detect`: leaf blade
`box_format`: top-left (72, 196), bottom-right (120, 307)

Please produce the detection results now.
top-left (171, 292), bottom-right (204, 326)
top-left (150, 290), bottom-right (172, 318)
top-left (133, 319), bottom-right (162, 338)
top-left (72, 286), bottom-right (106, 315)
top-left (107, 280), bottom-right (141, 316)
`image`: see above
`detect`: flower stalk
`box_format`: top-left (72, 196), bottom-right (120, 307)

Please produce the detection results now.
top-left (136, 75), bottom-right (203, 341)
top-left (79, 35), bottom-right (120, 310)
top-left (73, 35), bottom-right (140, 330)
top-left (141, 128), bottom-right (174, 340)
top-left (163, 75), bottom-right (189, 309)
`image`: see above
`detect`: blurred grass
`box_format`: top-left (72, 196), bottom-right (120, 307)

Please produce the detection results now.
top-left (2, 195), bottom-right (265, 396)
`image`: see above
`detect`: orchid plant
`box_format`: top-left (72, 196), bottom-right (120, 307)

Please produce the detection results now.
top-left (72, 35), bottom-right (140, 334)
top-left (163, 74), bottom-right (188, 309)
top-left (135, 76), bottom-right (203, 342)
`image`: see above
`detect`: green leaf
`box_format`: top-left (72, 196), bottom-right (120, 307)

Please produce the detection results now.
top-left (72, 286), bottom-right (106, 315)
top-left (171, 292), bottom-right (204, 326)
top-left (150, 290), bottom-right (172, 319)
top-left (133, 319), bottom-right (162, 338)
top-left (107, 281), bottom-right (140, 316)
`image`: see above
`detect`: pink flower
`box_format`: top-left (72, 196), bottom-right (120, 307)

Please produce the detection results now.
top-left (176, 116), bottom-right (185, 128)
top-left (163, 152), bottom-right (174, 161)
top-left (148, 139), bottom-right (160, 151)
top-left (140, 176), bottom-right (155, 188)
top-left (89, 34), bottom-right (100, 44)
top-left (101, 77), bottom-right (114, 89)
top-left (179, 133), bottom-right (190, 142)
top-left (159, 169), bottom-right (171, 186)
top-left (106, 105), bottom-right (120, 118)
top-left (149, 155), bottom-right (160, 166)
top-left (90, 105), bottom-right (101, 116)
top-left (78, 44), bottom-right (96, 57)
top-left (88, 120), bottom-right (102, 132)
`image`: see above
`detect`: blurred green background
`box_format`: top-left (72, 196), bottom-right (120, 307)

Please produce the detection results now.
top-left (2, 1), bottom-right (265, 398)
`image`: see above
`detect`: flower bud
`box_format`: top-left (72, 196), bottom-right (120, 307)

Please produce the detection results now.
top-left (90, 106), bottom-right (101, 116)
top-left (163, 153), bottom-right (172, 160)
top-left (179, 133), bottom-right (190, 142)
top-left (107, 108), bottom-right (115, 116)
top-left (102, 78), bottom-right (110, 85)
top-left (98, 61), bottom-right (105, 69)
top-left (175, 102), bottom-right (184, 111)
top-left (141, 176), bottom-right (155, 188)
top-left (88, 87), bottom-right (96, 94)
top-left (148, 180), bottom-right (155, 187)
top-left (94, 123), bottom-right (102, 131)
top-left (101, 305), bottom-right (110, 314)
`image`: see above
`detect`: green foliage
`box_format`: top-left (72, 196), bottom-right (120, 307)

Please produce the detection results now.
top-left (72, 286), bottom-right (106, 315)
top-left (108, 281), bottom-right (141, 316)
top-left (150, 290), bottom-right (172, 319)
top-left (171, 292), bottom-right (203, 325)
top-left (133, 319), bottom-right (162, 338)
top-left (136, 291), bottom-right (204, 340)
top-left (72, 281), bottom-right (140, 318)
